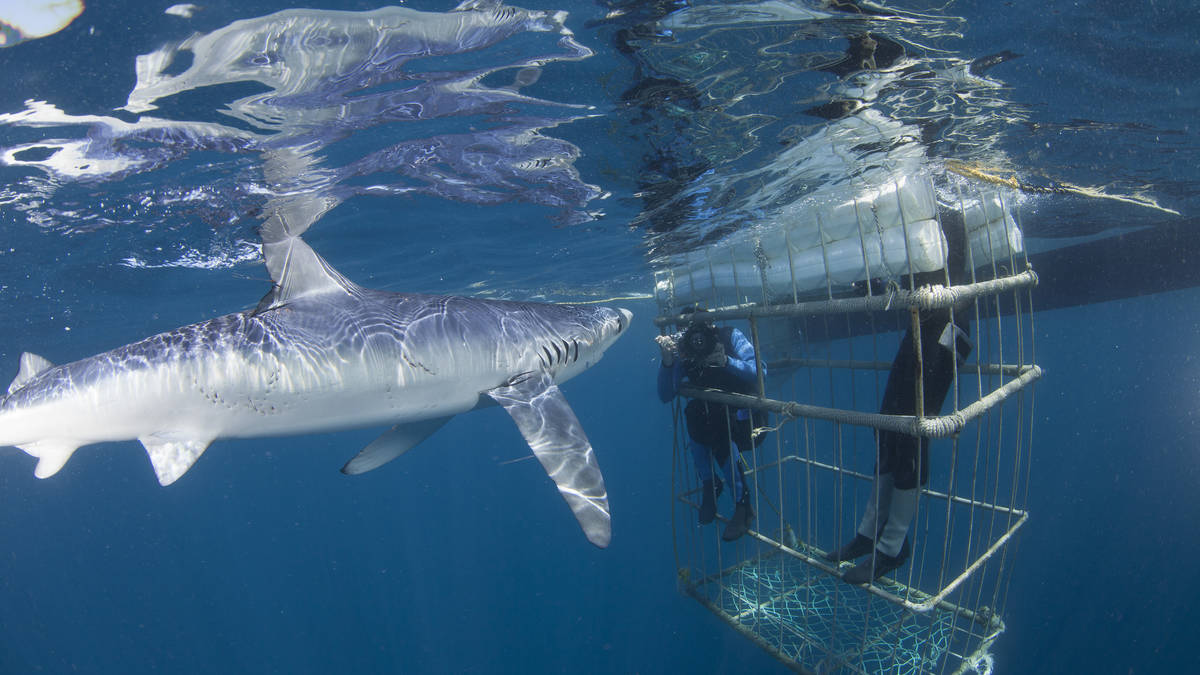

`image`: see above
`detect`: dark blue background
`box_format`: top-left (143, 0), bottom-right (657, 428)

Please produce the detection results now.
top-left (2, 0), bottom-right (1199, 673)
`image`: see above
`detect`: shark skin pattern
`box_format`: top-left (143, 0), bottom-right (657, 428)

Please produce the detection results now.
top-left (0, 237), bottom-right (630, 547)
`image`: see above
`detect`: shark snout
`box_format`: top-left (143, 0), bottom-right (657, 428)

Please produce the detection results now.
top-left (601, 307), bottom-right (632, 346)
top-left (616, 308), bottom-right (633, 334)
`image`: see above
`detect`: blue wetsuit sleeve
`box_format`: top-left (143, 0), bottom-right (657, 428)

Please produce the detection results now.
top-left (658, 360), bottom-right (684, 403)
top-left (723, 328), bottom-right (764, 383)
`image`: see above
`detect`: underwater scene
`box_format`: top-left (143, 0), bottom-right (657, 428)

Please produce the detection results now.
top-left (0, 0), bottom-right (1196, 673)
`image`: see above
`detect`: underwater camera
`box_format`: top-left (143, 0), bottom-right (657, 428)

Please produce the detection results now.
top-left (679, 322), bottom-right (719, 363)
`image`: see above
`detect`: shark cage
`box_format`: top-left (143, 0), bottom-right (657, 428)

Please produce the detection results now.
top-left (656, 167), bottom-right (1039, 675)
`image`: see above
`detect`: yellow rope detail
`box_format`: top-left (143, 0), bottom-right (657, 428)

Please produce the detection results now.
top-left (945, 160), bottom-right (1180, 215)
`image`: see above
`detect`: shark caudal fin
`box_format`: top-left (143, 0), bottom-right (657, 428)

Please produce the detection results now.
top-left (487, 369), bottom-right (611, 548)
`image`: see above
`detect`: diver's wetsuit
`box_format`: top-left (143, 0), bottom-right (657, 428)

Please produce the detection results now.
top-left (658, 326), bottom-right (764, 502)
top-left (850, 207), bottom-right (973, 570)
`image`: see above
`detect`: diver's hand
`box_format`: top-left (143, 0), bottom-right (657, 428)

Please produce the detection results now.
top-left (655, 334), bottom-right (679, 367)
top-left (704, 343), bottom-right (726, 368)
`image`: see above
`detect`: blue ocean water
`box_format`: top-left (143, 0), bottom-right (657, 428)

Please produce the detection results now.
top-left (1, 0), bottom-right (1197, 673)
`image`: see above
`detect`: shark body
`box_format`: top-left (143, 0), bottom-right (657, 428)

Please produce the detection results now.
top-left (1, 237), bottom-right (629, 546)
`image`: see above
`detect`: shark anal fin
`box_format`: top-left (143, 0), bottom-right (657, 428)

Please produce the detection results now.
top-left (139, 435), bottom-right (212, 486)
top-left (8, 352), bottom-right (55, 394)
top-left (341, 415), bottom-right (454, 475)
top-left (487, 370), bottom-right (610, 548)
top-left (18, 440), bottom-right (81, 479)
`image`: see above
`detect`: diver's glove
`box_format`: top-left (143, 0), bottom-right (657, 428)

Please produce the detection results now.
top-left (655, 334), bottom-right (680, 367)
top-left (704, 342), bottom-right (727, 368)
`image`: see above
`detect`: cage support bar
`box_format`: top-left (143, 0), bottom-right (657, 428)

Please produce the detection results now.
top-left (736, 454), bottom-right (1029, 518)
top-left (768, 358), bottom-right (1030, 377)
top-left (654, 269), bottom-right (1038, 327)
top-left (687, 455), bottom-right (1028, 519)
top-left (910, 511), bottom-right (1028, 613)
top-left (676, 364), bottom-right (1041, 439)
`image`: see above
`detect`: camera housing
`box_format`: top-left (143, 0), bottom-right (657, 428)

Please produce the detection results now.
top-left (680, 322), bottom-right (719, 363)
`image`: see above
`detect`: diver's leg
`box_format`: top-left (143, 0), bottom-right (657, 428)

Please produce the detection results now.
top-left (857, 470), bottom-right (895, 539)
top-left (877, 486), bottom-right (919, 557)
top-left (686, 400), bottom-right (723, 525)
top-left (690, 439), bottom-right (723, 524)
top-left (719, 454), bottom-right (754, 542)
top-left (825, 469), bottom-right (892, 562)
top-left (715, 452), bottom-right (745, 504)
top-left (832, 326), bottom-right (915, 574)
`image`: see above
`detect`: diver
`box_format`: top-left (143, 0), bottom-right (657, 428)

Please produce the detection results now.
top-left (825, 305), bottom-right (971, 583)
top-left (826, 208), bottom-right (973, 584)
top-left (656, 310), bottom-right (766, 542)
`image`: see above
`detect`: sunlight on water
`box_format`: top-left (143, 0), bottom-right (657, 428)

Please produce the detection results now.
top-left (0, 2), bottom-right (603, 283)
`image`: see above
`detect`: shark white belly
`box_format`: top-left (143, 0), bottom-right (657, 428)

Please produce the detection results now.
top-left (1, 238), bottom-right (630, 547)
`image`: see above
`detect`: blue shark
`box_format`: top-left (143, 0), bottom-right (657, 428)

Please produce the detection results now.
top-left (0, 233), bottom-right (630, 547)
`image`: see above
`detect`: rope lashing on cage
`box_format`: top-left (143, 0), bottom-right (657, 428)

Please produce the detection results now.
top-left (678, 364), bottom-right (1041, 439)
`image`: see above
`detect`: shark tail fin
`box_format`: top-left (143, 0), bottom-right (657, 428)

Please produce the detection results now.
top-left (18, 440), bottom-right (82, 478)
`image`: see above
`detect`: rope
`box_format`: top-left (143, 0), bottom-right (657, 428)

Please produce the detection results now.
top-left (945, 160), bottom-right (1180, 215)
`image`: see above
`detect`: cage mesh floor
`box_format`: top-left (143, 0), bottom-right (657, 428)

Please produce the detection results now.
top-left (688, 552), bottom-right (955, 674)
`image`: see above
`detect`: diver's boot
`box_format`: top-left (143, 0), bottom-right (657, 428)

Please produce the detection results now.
top-left (698, 477), bottom-right (723, 525)
top-left (721, 493), bottom-right (754, 542)
top-left (844, 487), bottom-right (919, 584)
top-left (843, 537), bottom-right (910, 584)
top-left (823, 534), bottom-right (875, 563)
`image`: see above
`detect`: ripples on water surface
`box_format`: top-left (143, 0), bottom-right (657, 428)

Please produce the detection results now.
top-left (0, 0), bottom-right (1192, 302)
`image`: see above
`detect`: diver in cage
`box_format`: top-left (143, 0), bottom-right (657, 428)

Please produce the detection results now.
top-left (826, 209), bottom-right (974, 584)
top-left (656, 309), bottom-right (767, 542)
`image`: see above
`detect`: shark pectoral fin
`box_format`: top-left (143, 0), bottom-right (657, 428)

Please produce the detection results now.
top-left (341, 415), bottom-right (454, 475)
top-left (138, 435), bottom-right (213, 486)
top-left (487, 370), bottom-right (611, 548)
top-left (8, 352), bottom-right (55, 394)
top-left (18, 440), bottom-right (81, 479)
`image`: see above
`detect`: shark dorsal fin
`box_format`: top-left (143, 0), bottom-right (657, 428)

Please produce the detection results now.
top-left (254, 148), bottom-right (355, 311)
top-left (261, 234), bottom-right (359, 308)
top-left (8, 352), bottom-right (54, 394)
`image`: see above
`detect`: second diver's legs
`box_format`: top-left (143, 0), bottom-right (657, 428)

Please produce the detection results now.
top-left (857, 471), bottom-right (895, 539)
top-left (843, 485), bottom-right (918, 584)
top-left (825, 471), bottom-right (894, 563)
top-left (876, 487), bottom-right (919, 557)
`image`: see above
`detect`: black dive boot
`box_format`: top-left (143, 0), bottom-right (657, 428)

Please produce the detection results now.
top-left (823, 534), bottom-right (875, 563)
top-left (721, 493), bottom-right (754, 542)
top-left (843, 537), bottom-right (911, 585)
top-left (698, 477), bottom-right (723, 525)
